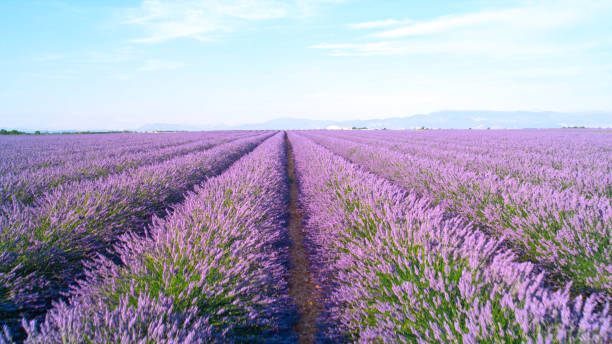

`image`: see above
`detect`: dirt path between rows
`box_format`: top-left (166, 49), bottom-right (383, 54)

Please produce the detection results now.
top-left (285, 133), bottom-right (322, 344)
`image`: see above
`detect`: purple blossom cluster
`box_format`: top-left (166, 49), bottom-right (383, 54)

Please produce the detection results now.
top-left (289, 132), bottom-right (611, 343)
top-left (1, 128), bottom-right (610, 343)
top-left (0, 131), bottom-right (273, 338)
top-left (10, 132), bottom-right (295, 343)
top-left (1, 132), bottom-right (203, 176)
top-left (1, 131), bottom-right (256, 205)
top-left (300, 130), bottom-right (612, 295)
top-left (319, 129), bottom-right (612, 197)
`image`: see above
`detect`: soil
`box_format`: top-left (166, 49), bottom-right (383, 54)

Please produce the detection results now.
top-left (285, 133), bottom-right (322, 344)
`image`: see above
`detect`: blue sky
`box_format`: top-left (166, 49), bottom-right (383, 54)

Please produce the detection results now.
top-left (1, 0), bottom-right (611, 130)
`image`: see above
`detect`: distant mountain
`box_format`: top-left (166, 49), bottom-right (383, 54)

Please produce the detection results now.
top-left (8, 111), bottom-right (607, 133)
top-left (215, 111), bottom-right (612, 130)
top-left (136, 123), bottom-right (204, 132)
top-left (226, 118), bottom-right (341, 130)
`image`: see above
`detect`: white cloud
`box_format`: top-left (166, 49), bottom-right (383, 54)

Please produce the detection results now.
top-left (311, 38), bottom-right (577, 57)
top-left (33, 53), bottom-right (66, 62)
top-left (311, 41), bottom-right (402, 56)
top-left (125, 1), bottom-right (230, 43)
top-left (216, 1), bottom-right (289, 19)
top-left (86, 48), bottom-right (139, 63)
top-left (371, 6), bottom-right (576, 38)
top-left (26, 70), bottom-right (80, 80)
top-left (125, 0), bottom-right (343, 43)
top-left (313, 1), bottom-right (612, 57)
top-left (348, 18), bottom-right (411, 29)
top-left (139, 59), bottom-right (186, 71)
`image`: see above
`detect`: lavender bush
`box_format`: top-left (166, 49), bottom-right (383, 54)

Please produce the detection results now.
top-left (322, 129), bottom-right (611, 197)
top-left (1, 128), bottom-right (610, 343)
top-left (1, 132), bottom-right (205, 175)
top-left (301, 130), bottom-right (612, 295)
top-left (0, 132), bottom-right (273, 337)
top-left (289, 132), bottom-right (611, 343)
top-left (15, 132), bottom-right (296, 343)
top-left (0, 131), bottom-right (257, 205)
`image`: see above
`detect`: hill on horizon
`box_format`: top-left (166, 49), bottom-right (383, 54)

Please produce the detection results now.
top-left (136, 111), bottom-right (612, 131)
top-left (4, 111), bottom-right (611, 133)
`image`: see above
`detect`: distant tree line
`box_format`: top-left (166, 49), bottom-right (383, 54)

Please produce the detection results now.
top-left (0, 129), bottom-right (135, 135)
top-left (57, 130), bottom-right (134, 134)
top-left (0, 129), bottom-right (28, 135)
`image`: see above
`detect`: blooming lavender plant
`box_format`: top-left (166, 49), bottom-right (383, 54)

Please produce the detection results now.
top-left (0, 132), bottom-right (273, 338)
top-left (16, 132), bottom-right (296, 343)
top-left (301, 130), bottom-right (612, 295)
top-left (0, 131), bottom-right (257, 205)
top-left (2, 128), bottom-right (610, 343)
top-left (1, 132), bottom-right (204, 175)
top-left (323, 129), bottom-right (611, 197)
top-left (289, 132), bottom-right (611, 343)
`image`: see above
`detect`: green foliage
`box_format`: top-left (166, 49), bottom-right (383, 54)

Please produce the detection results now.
top-left (0, 129), bottom-right (27, 135)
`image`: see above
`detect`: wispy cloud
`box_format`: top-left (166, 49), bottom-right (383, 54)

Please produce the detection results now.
top-left (139, 59), bottom-right (186, 71)
top-left (311, 42), bottom-right (401, 56)
top-left (348, 18), bottom-right (411, 29)
top-left (371, 7), bottom-right (575, 38)
top-left (33, 53), bottom-right (66, 62)
top-left (32, 48), bottom-right (139, 65)
top-left (125, 0), bottom-right (343, 43)
top-left (86, 48), bottom-right (139, 64)
top-left (311, 39), bottom-right (575, 57)
top-left (26, 70), bottom-right (80, 80)
top-left (313, 1), bottom-right (612, 57)
top-left (125, 1), bottom-right (226, 43)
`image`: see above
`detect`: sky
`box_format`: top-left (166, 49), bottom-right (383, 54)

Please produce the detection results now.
top-left (0, 0), bottom-right (611, 130)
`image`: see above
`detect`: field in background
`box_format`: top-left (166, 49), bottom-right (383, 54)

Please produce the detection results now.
top-left (1, 129), bottom-right (611, 343)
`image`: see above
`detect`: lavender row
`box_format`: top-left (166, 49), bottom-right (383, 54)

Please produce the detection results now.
top-left (3, 135), bottom-right (199, 175)
top-left (323, 130), bottom-right (612, 197)
top-left (342, 129), bottom-right (612, 193)
top-left (301, 131), bottom-right (612, 295)
top-left (0, 132), bottom-right (273, 335)
top-left (11, 132), bottom-right (296, 344)
top-left (0, 131), bottom-right (254, 177)
top-left (1, 131), bottom-right (255, 205)
top-left (289, 132), bottom-right (610, 343)
top-left (0, 132), bottom-right (205, 174)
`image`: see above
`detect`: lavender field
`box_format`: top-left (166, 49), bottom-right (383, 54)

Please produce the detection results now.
top-left (1, 129), bottom-right (611, 343)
